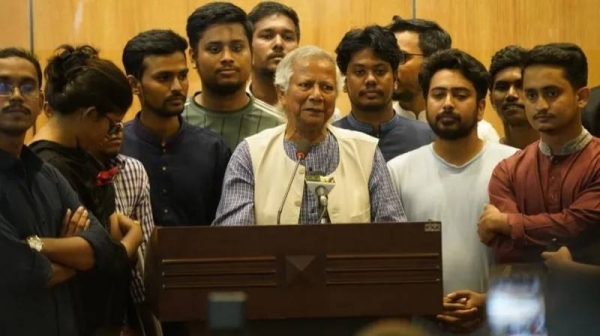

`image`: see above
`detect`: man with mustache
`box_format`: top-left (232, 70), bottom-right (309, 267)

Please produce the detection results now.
top-left (479, 43), bottom-right (600, 265)
top-left (0, 47), bottom-right (123, 335)
top-left (387, 49), bottom-right (517, 335)
top-left (214, 46), bottom-right (406, 225)
top-left (333, 25), bottom-right (434, 162)
top-left (386, 16), bottom-right (500, 143)
top-left (121, 29), bottom-right (230, 229)
top-left (122, 30), bottom-right (231, 335)
top-left (183, 2), bottom-right (283, 151)
top-left (247, 1), bottom-right (343, 122)
top-left (489, 45), bottom-right (538, 149)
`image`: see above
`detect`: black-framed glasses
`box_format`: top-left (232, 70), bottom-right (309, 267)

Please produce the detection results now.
top-left (0, 81), bottom-right (40, 99)
top-left (400, 51), bottom-right (425, 64)
top-left (102, 115), bottom-right (124, 136)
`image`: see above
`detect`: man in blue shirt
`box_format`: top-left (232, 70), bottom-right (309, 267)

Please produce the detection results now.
top-left (121, 29), bottom-right (231, 227)
top-left (0, 48), bottom-right (119, 335)
top-left (333, 25), bottom-right (434, 162)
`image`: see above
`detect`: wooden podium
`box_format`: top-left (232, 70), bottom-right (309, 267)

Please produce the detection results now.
top-left (145, 223), bottom-right (443, 335)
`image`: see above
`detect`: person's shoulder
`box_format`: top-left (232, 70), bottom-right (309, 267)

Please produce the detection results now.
top-left (28, 141), bottom-right (77, 172)
top-left (118, 154), bottom-right (146, 172)
top-left (183, 122), bottom-right (229, 148)
top-left (396, 115), bottom-right (433, 134)
top-left (587, 136), bottom-right (600, 149)
top-left (491, 141), bottom-right (539, 173)
top-left (486, 141), bottom-right (520, 157)
top-left (330, 125), bottom-right (377, 144)
top-left (245, 124), bottom-right (287, 143)
top-left (250, 98), bottom-right (286, 123)
top-left (387, 144), bottom-right (431, 169)
top-left (331, 116), bottom-right (351, 129)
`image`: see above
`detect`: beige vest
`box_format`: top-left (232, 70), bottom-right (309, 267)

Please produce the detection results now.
top-left (246, 124), bottom-right (378, 225)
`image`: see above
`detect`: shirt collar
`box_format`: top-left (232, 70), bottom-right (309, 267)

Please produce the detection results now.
top-left (131, 112), bottom-right (187, 148)
top-left (0, 145), bottom-right (44, 172)
top-left (108, 154), bottom-right (126, 169)
top-left (538, 128), bottom-right (592, 156)
top-left (346, 112), bottom-right (400, 136)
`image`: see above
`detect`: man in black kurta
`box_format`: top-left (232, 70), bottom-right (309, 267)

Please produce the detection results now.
top-left (0, 48), bottom-right (117, 335)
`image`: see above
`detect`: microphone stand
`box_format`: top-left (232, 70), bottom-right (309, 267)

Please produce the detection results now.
top-left (276, 157), bottom-right (304, 225)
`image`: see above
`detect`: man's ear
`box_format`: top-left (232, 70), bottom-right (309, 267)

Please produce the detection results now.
top-left (189, 48), bottom-right (197, 69)
top-left (127, 75), bottom-right (141, 95)
top-left (576, 86), bottom-right (590, 109)
top-left (82, 106), bottom-right (98, 120)
top-left (276, 85), bottom-right (287, 107)
top-left (477, 99), bottom-right (486, 122)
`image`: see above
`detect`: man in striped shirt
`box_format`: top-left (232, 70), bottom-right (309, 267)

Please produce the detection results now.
top-left (91, 128), bottom-right (155, 333)
top-left (183, 2), bottom-right (284, 151)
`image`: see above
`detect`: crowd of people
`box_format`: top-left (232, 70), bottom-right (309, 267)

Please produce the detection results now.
top-left (1, 1), bottom-right (599, 335)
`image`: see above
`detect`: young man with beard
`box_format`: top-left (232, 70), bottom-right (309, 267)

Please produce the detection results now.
top-left (489, 45), bottom-right (538, 149)
top-left (386, 16), bottom-right (500, 143)
top-left (333, 25), bottom-right (434, 162)
top-left (121, 29), bottom-right (231, 229)
top-left (480, 43), bottom-right (600, 265)
top-left (183, 2), bottom-right (283, 151)
top-left (387, 49), bottom-right (517, 335)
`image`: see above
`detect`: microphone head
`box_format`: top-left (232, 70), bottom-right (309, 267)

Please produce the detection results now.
top-left (296, 138), bottom-right (311, 160)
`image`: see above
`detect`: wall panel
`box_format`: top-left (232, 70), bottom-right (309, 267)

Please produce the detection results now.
top-left (0, 0), bottom-right (36, 141)
top-left (31, 0), bottom-right (412, 130)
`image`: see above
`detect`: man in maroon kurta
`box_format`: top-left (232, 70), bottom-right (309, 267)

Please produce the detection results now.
top-left (478, 43), bottom-right (600, 264)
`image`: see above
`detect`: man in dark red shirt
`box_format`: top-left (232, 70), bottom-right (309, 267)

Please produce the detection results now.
top-left (478, 43), bottom-right (600, 264)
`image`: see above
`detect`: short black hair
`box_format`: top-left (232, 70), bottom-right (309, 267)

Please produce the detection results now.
top-left (386, 16), bottom-right (452, 57)
top-left (122, 29), bottom-right (188, 79)
top-left (45, 45), bottom-right (132, 116)
top-left (248, 1), bottom-right (300, 41)
top-left (335, 25), bottom-right (402, 75)
top-left (419, 48), bottom-right (490, 102)
top-left (0, 48), bottom-right (43, 85)
top-left (523, 43), bottom-right (588, 90)
top-left (186, 2), bottom-right (253, 53)
top-left (489, 45), bottom-right (527, 91)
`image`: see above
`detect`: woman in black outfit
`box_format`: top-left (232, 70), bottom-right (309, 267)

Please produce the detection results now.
top-left (30, 45), bottom-right (142, 336)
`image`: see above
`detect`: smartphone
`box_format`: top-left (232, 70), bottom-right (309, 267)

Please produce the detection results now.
top-left (486, 274), bottom-right (547, 336)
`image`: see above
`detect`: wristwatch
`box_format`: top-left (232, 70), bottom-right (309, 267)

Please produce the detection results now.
top-left (26, 235), bottom-right (44, 252)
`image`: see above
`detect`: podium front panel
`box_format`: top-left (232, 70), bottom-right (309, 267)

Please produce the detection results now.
top-left (145, 222), bottom-right (442, 322)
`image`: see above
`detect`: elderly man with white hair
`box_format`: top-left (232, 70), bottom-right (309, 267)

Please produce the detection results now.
top-left (213, 45), bottom-right (406, 225)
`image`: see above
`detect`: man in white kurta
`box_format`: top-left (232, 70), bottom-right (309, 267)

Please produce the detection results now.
top-left (388, 48), bottom-right (518, 335)
top-left (214, 46), bottom-right (406, 225)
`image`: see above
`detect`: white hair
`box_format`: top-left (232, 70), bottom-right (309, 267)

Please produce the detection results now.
top-left (274, 45), bottom-right (343, 94)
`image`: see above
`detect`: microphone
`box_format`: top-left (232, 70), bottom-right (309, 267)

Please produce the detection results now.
top-left (306, 175), bottom-right (335, 223)
top-left (276, 139), bottom-right (311, 225)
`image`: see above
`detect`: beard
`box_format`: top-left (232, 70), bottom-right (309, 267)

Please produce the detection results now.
top-left (255, 66), bottom-right (275, 80)
top-left (203, 79), bottom-right (246, 96)
top-left (143, 97), bottom-right (185, 118)
top-left (351, 95), bottom-right (391, 113)
top-left (428, 110), bottom-right (479, 140)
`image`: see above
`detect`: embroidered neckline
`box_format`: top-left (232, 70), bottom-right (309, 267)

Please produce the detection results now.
top-left (538, 128), bottom-right (592, 156)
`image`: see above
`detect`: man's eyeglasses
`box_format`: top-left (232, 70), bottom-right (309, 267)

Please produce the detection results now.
top-left (102, 115), bottom-right (124, 136)
top-left (400, 51), bottom-right (425, 64)
top-left (0, 81), bottom-right (40, 99)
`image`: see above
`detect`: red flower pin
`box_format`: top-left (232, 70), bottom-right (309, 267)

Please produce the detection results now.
top-left (96, 166), bottom-right (120, 186)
